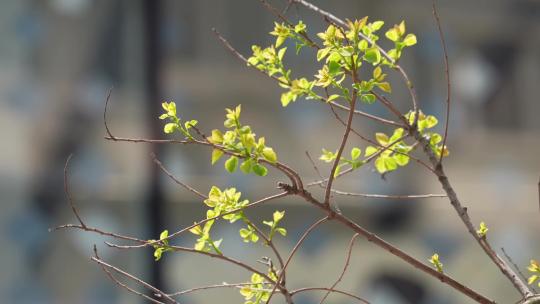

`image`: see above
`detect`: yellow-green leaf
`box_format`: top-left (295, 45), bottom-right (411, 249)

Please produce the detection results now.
top-left (211, 149), bottom-right (224, 165)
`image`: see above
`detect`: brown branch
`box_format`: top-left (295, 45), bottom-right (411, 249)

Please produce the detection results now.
top-left (151, 153), bottom-right (207, 200)
top-left (330, 189), bottom-right (446, 199)
top-left (413, 130), bottom-right (533, 298)
top-left (432, 0), bottom-right (451, 164)
top-left (319, 233), bottom-right (360, 304)
top-left (324, 70), bottom-right (359, 207)
top-left (265, 217), bottom-right (329, 303)
top-left (291, 287), bottom-right (370, 303)
top-left (291, 187), bottom-right (495, 304)
top-left (92, 246), bottom-right (178, 304)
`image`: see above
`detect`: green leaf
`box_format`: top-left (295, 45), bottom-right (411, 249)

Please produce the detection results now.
top-left (364, 48), bottom-right (381, 64)
top-left (211, 149), bottom-right (224, 165)
top-left (377, 82), bottom-right (392, 93)
top-left (334, 163), bottom-right (344, 177)
top-left (240, 159), bottom-right (254, 173)
top-left (252, 165), bottom-right (268, 177)
top-left (276, 227), bottom-right (287, 236)
top-left (375, 156), bottom-right (397, 173)
top-left (371, 21), bottom-right (385, 31)
top-left (317, 47), bottom-right (331, 61)
top-left (351, 160), bottom-right (364, 169)
top-left (159, 114), bottom-right (168, 120)
top-left (365, 146), bottom-right (378, 157)
top-left (163, 123), bottom-right (176, 134)
top-left (375, 133), bottom-right (389, 145)
top-left (358, 39), bottom-right (368, 51)
top-left (154, 247), bottom-right (164, 261)
top-left (225, 156), bottom-right (238, 173)
top-left (351, 147), bottom-right (361, 160)
top-left (425, 115), bottom-right (438, 128)
top-left (375, 157), bottom-right (387, 173)
top-left (252, 164), bottom-right (268, 176)
top-left (384, 157), bottom-right (398, 171)
top-left (159, 230), bottom-right (169, 240)
top-left (403, 33), bottom-right (417, 46)
top-left (278, 47), bottom-right (287, 60)
top-left (328, 60), bottom-right (341, 74)
top-left (327, 94), bottom-right (340, 102)
top-left (373, 66), bottom-right (382, 79)
top-left (273, 210), bottom-right (285, 222)
top-left (385, 28), bottom-right (399, 42)
top-left (281, 91), bottom-right (295, 107)
top-left (394, 153), bottom-right (409, 166)
top-left (262, 147), bottom-right (277, 163)
top-left (360, 94), bottom-right (376, 104)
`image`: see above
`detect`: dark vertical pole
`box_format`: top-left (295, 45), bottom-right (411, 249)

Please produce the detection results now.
top-left (142, 0), bottom-right (164, 293)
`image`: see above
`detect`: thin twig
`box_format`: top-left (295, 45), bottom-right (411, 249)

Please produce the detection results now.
top-left (291, 287), bottom-right (370, 303)
top-left (103, 87), bottom-right (116, 140)
top-left (265, 217), bottom-right (329, 303)
top-left (305, 151), bottom-right (324, 180)
top-left (330, 189), bottom-right (446, 199)
top-left (501, 247), bottom-right (536, 293)
top-left (167, 282), bottom-right (274, 297)
top-left (151, 153), bottom-right (207, 200)
top-left (108, 192), bottom-right (290, 249)
top-left (92, 246), bottom-right (178, 304)
top-left (432, 0), bottom-right (451, 164)
top-left (258, 0), bottom-right (320, 49)
top-left (107, 242), bottom-right (291, 298)
top-left (319, 233), bottom-right (360, 304)
top-left (64, 154), bottom-right (86, 228)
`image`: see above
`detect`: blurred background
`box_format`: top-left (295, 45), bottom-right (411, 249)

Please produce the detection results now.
top-left (1, 0), bottom-right (539, 303)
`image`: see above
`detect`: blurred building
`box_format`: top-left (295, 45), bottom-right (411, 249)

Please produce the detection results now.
top-left (0, 0), bottom-right (539, 303)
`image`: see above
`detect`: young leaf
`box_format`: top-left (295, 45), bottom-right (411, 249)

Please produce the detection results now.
top-left (351, 147), bottom-right (362, 160)
top-left (163, 123), bottom-right (176, 134)
top-left (375, 133), bottom-right (389, 145)
top-left (252, 164), bottom-right (268, 176)
top-left (240, 159), bottom-right (254, 173)
top-left (365, 146), bottom-right (378, 157)
top-left (403, 33), bottom-right (417, 46)
top-left (211, 149), bottom-right (224, 165)
top-left (364, 48), bottom-right (381, 64)
top-left (262, 147), bottom-right (277, 163)
top-left (225, 156), bottom-right (238, 173)
top-left (360, 94), bottom-right (376, 104)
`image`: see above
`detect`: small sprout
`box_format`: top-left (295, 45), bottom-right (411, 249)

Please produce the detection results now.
top-left (527, 260), bottom-right (540, 287)
top-left (476, 222), bottom-right (488, 238)
top-left (429, 253), bottom-right (443, 273)
top-left (152, 230), bottom-right (171, 261)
